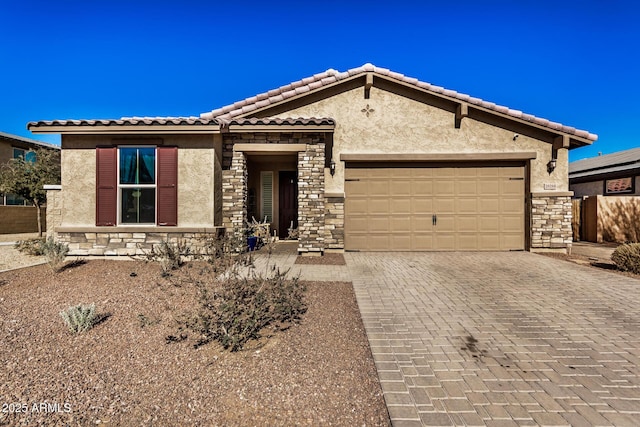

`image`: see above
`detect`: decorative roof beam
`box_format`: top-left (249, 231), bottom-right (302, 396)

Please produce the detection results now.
top-left (553, 134), bottom-right (570, 149)
top-left (364, 73), bottom-right (374, 99)
top-left (455, 103), bottom-right (468, 129)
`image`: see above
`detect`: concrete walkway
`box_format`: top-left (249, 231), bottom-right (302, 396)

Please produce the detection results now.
top-left (570, 241), bottom-right (618, 261)
top-left (346, 252), bottom-right (640, 426)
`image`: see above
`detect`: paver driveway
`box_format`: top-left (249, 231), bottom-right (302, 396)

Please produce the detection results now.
top-left (346, 252), bottom-right (640, 426)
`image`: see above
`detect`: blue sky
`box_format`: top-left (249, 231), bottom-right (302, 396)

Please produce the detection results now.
top-left (1, 0), bottom-right (638, 161)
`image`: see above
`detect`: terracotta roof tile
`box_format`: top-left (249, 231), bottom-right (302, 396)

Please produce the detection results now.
top-left (29, 116), bottom-right (219, 128)
top-left (199, 63), bottom-right (597, 141)
top-left (225, 117), bottom-right (335, 126)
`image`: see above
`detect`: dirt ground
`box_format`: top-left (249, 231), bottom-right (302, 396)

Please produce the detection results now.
top-left (0, 260), bottom-right (390, 426)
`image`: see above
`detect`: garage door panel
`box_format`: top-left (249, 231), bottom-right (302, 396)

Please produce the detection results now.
top-left (434, 234), bottom-right (455, 250)
top-left (457, 216), bottom-right (478, 232)
top-left (501, 216), bottom-right (523, 232)
top-left (369, 181), bottom-right (390, 196)
top-left (478, 234), bottom-right (501, 250)
top-left (479, 216), bottom-right (500, 232)
top-left (348, 217), bottom-right (369, 233)
top-left (390, 198), bottom-right (411, 214)
top-left (457, 234), bottom-right (479, 250)
top-left (479, 198), bottom-right (500, 213)
top-left (344, 165), bottom-right (525, 251)
top-left (436, 198), bottom-right (455, 213)
top-left (367, 234), bottom-right (390, 251)
top-left (389, 217), bottom-right (411, 233)
top-left (435, 215), bottom-right (455, 232)
top-left (390, 180), bottom-right (412, 195)
top-left (412, 181), bottom-right (433, 195)
top-left (502, 180), bottom-right (524, 195)
top-left (433, 180), bottom-right (455, 195)
top-left (457, 198), bottom-right (478, 213)
top-left (478, 180), bottom-right (500, 196)
top-left (369, 217), bottom-right (391, 232)
top-left (368, 198), bottom-right (390, 214)
top-left (345, 199), bottom-right (368, 216)
top-left (502, 234), bottom-right (524, 249)
top-left (456, 180), bottom-right (478, 195)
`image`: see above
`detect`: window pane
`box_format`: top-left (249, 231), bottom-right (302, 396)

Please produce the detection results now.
top-left (13, 148), bottom-right (25, 159)
top-left (120, 147), bottom-right (155, 185)
top-left (120, 148), bottom-right (138, 184)
top-left (121, 188), bottom-right (155, 223)
top-left (24, 151), bottom-right (37, 163)
top-left (6, 194), bottom-right (26, 205)
top-left (138, 148), bottom-right (155, 184)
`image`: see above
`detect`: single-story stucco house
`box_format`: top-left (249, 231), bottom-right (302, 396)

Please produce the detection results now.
top-left (28, 64), bottom-right (597, 255)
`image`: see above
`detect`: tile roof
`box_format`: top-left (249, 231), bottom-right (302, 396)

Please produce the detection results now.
top-left (569, 147), bottom-right (640, 178)
top-left (201, 63), bottom-right (597, 142)
top-left (224, 117), bottom-right (335, 126)
top-left (28, 116), bottom-right (219, 128)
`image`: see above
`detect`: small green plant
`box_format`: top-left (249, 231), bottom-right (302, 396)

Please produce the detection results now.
top-left (14, 238), bottom-right (45, 255)
top-left (60, 303), bottom-right (97, 333)
top-left (611, 243), bottom-right (640, 274)
top-left (42, 237), bottom-right (69, 271)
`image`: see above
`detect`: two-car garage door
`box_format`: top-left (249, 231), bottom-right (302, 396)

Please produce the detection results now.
top-left (344, 164), bottom-right (525, 251)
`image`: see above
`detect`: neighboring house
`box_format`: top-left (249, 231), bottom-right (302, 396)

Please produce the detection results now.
top-left (0, 131), bottom-right (60, 205)
top-left (569, 148), bottom-right (640, 243)
top-left (28, 64), bottom-right (597, 255)
top-left (0, 132), bottom-right (60, 234)
top-left (569, 147), bottom-right (640, 197)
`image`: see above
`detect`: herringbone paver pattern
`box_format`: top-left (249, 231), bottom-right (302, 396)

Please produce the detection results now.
top-left (346, 252), bottom-right (640, 426)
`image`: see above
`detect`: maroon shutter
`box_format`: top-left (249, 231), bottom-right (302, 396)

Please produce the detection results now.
top-left (96, 147), bottom-right (117, 226)
top-left (157, 146), bottom-right (178, 226)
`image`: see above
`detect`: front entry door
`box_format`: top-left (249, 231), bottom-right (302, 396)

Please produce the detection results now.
top-left (279, 171), bottom-right (298, 238)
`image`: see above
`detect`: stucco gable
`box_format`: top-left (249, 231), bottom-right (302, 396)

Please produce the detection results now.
top-left (200, 63), bottom-right (597, 147)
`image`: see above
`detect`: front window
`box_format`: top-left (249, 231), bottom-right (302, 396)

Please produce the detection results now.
top-left (119, 147), bottom-right (156, 224)
top-left (12, 148), bottom-right (36, 162)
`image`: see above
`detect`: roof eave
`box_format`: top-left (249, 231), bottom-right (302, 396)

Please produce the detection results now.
top-left (28, 124), bottom-right (222, 135)
top-left (221, 71), bottom-right (596, 147)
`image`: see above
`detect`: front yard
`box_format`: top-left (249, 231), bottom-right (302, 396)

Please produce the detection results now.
top-left (0, 260), bottom-right (389, 426)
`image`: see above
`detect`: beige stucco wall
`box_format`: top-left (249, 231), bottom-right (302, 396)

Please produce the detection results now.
top-left (284, 86), bottom-right (566, 193)
top-left (60, 134), bottom-right (217, 228)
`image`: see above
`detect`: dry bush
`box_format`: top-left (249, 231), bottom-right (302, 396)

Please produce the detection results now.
top-left (611, 243), bottom-right (640, 274)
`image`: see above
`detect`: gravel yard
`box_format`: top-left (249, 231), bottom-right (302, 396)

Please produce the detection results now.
top-left (0, 259), bottom-right (389, 426)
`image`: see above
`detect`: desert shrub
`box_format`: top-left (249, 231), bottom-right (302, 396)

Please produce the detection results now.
top-left (200, 231), bottom-right (253, 272)
top-left (184, 267), bottom-right (306, 351)
top-left (14, 238), bottom-right (45, 255)
top-left (42, 237), bottom-right (69, 271)
top-left (611, 243), bottom-right (640, 274)
top-left (60, 303), bottom-right (97, 333)
top-left (142, 239), bottom-right (190, 275)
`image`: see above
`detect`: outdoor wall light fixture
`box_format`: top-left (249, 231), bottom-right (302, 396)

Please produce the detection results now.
top-left (330, 159), bottom-right (336, 176)
top-left (547, 158), bottom-right (557, 174)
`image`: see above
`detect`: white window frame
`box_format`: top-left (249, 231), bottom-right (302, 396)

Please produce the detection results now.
top-left (117, 146), bottom-right (157, 226)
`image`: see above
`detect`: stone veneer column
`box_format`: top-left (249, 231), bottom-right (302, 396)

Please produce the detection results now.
top-left (324, 194), bottom-right (344, 250)
top-left (298, 143), bottom-right (325, 254)
top-left (222, 150), bottom-right (247, 239)
top-left (44, 185), bottom-right (62, 240)
top-left (530, 192), bottom-right (573, 249)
